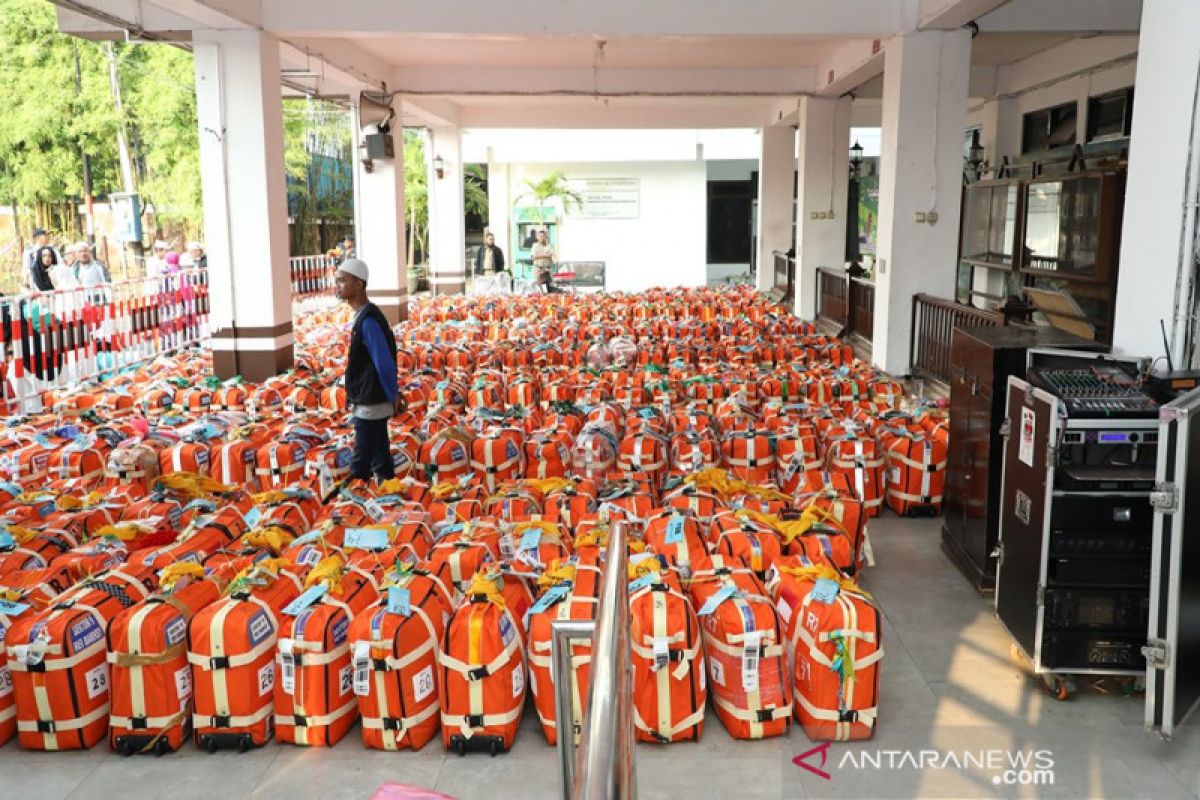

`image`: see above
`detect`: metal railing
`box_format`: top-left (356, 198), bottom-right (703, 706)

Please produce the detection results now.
top-left (909, 293), bottom-right (1004, 385)
top-left (554, 520), bottom-right (635, 800)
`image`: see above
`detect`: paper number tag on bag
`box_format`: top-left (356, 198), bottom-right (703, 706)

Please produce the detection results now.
top-left (283, 585), bottom-right (327, 616)
top-left (344, 528), bottom-right (390, 550)
top-left (696, 585), bottom-right (737, 617)
top-left (352, 641), bottom-right (371, 696)
top-left (519, 527), bottom-right (542, 552)
top-left (364, 499), bottom-right (385, 522)
top-left (651, 636), bottom-right (670, 673)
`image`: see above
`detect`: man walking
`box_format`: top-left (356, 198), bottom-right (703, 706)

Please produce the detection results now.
top-left (335, 258), bottom-right (402, 481)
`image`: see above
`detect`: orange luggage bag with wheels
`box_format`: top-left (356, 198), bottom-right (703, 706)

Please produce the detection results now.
top-left (628, 558), bottom-right (705, 743)
top-left (769, 562), bottom-right (882, 741)
top-left (0, 567), bottom-right (75, 746)
top-left (722, 429), bottom-right (777, 485)
top-left (525, 556), bottom-right (603, 745)
top-left (5, 565), bottom-right (158, 750)
top-left (438, 571), bottom-right (527, 755)
top-left (188, 559), bottom-right (306, 751)
top-left (106, 563), bottom-right (226, 754)
top-left (687, 558), bottom-right (789, 740)
top-left (273, 558), bottom-right (379, 746)
top-left (348, 563), bottom-right (452, 751)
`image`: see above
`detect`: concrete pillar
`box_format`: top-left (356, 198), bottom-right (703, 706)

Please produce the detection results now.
top-left (1114, 0), bottom-right (1200, 365)
top-left (487, 157), bottom-right (512, 261)
top-left (795, 96), bottom-right (851, 318)
top-left (193, 30), bottom-right (293, 381)
top-left (351, 102), bottom-right (407, 323)
top-left (428, 125), bottom-right (467, 295)
top-left (873, 30), bottom-right (971, 374)
top-left (755, 124), bottom-right (796, 293)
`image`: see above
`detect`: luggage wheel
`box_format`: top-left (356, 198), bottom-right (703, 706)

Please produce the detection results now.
top-left (449, 734), bottom-right (505, 756)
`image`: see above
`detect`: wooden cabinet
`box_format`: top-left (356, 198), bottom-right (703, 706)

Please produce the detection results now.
top-left (941, 325), bottom-right (1104, 592)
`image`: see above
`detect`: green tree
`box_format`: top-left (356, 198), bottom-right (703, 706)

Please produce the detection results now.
top-left (283, 98), bottom-right (353, 255)
top-left (465, 163), bottom-right (488, 219)
top-left (404, 128), bottom-right (428, 269)
top-left (514, 169), bottom-right (582, 224)
top-left (122, 42), bottom-right (201, 237)
top-left (0, 0), bottom-right (123, 231)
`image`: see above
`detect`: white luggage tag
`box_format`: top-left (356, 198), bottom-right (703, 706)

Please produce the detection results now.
top-left (651, 636), bottom-right (670, 673)
top-left (352, 640), bottom-right (371, 696)
top-left (741, 630), bottom-right (763, 693)
top-left (278, 638), bottom-right (297, 695)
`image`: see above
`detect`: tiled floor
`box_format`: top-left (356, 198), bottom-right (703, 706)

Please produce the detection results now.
top-left (1, 515), bottom-right (1196, 799)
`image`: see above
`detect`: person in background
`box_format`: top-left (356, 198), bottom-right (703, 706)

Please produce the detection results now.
top-left (164, 251), bottom-right (182, 274)
top-left (531, 228), bottom-right (556, 289)
top-left (146, 239), bottom-right (169, 278)
top-left (181, 241), bottom-right (207, 269)
top-left (62, 242), bottom-right (79, 270)
top-left (50, 246), bottom-right (79, 290)
top-left (74, 242), bottom-right (110, 285)
top-left (21, 228), bottom-right (62, 292)
top-left (335, 257), bottom-right (402, 482)
top-left (339, 234), bottom-right (356, 263)
top-left (474, 231), bottom-right (506, 276)
top-left (29, 246), bottom-right (58, 292)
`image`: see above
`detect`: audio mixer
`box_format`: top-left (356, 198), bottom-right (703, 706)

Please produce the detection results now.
top-left (1027, 363), bottom-right (1159, 417)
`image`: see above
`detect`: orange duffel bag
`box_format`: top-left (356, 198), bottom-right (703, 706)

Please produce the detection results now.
top-left (107, 563), bottom-right (226, 755)
top-left (188, 559), bottom-right (306, 751)
top-left (525, 557), bottom-right (602, 745)
top-left (688, 558), bottom-right (789, 740)
top-left (273, 557), bottom-right (379, 747)
top-left (5, 565), bottom-right (158, 750)
top-left (769, 562), bottom-right (882, 741)
top-left (470, 428), bottom-right (526, 494)
top-left (722, 429), bottom-right (777, 485)
top-left (348, 562), bottom-right (452, 751)
top-left (642, 509), bottom-right (711, 579)
top-left (823, 432), bottom-right (886, 518)
top-left (438, 571), bottom-right (527, 755)
top-left (882, 428), bottom-right (948, 516)
top-left (628, 558), bottom-right (705, 744)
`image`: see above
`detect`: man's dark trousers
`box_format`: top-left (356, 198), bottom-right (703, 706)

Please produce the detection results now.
top-left (351, 416), bottom-right (395, 480)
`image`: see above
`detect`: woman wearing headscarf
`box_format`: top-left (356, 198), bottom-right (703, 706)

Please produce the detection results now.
top-left (29, 246), bottom-right (57, 292)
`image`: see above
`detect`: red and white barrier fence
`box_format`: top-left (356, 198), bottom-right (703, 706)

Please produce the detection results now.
top-left (0, 270), bottom-right (210, 412)
top-left (290, 255), bottom-right (338, 311)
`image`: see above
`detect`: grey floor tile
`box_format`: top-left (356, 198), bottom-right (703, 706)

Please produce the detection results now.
top-left (251, 746), bottom-right (443, 799)
top-left (639, 756), bottom-right (789, 800)
top-left (65, 749), bottom-right (278, 800)
top-left (0, 751), bottom-right (102, 800)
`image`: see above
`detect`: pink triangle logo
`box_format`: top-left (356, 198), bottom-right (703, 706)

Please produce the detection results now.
top-left (792, 741), bottom-right (833, 780)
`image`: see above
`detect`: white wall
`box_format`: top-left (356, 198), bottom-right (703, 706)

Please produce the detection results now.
top-left (506, 161), bottom-right (709, 292)
top-left (966, 36), bottom-right (1138, 163)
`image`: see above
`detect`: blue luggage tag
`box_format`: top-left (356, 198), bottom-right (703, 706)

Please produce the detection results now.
top-left (528, 584), bottom-right (571, 617)
top-left (664, 516), bottom-right (685, 545)
top-left (696, 584), bottom-right (738, 617)
top-left (283, 584), bottom-right (327, 616)
top-left (344, 527), bottom-right (390, 550)
top-left (519, 527), bottom-right (543, 552)
top-left (0, 597), bottom-right (30, 616)
top-left (627, 575), bottom-right (654, 593)
top-left (0, 530), bottom-right (14, 550)
top-left (387, 586), bottom-right (412, 616)
top-left (243, 507), bottom-right (262, 528)
top-left (810, 577), bottom-right (841, 605)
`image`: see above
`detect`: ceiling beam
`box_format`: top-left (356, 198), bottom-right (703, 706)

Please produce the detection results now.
top-left (281, 37), bottom-right (392, 92)
top-left (976, 0), bottom-right (1142, 33)
top-left (815, 39), bottom-right (886, 96)
top-left (402, 97), bottom-right (462, 128)
top-left (388, 66), bottom-right (818, 97)
top-left (263, 0), bottom-right (907, 36)
top-left (457, 101), bottom-right (782, 130)
top-left (918, 0), bottom-right (1013, 30)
